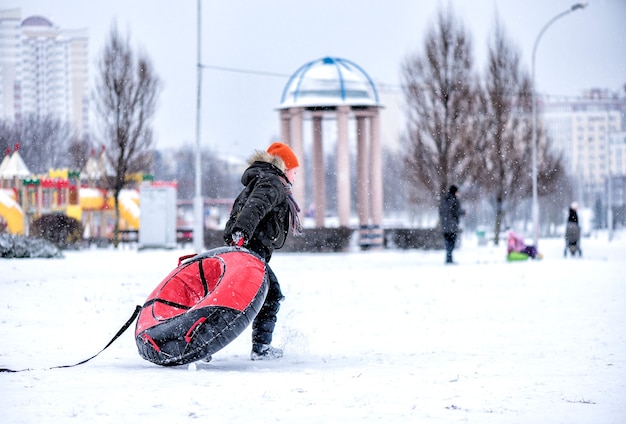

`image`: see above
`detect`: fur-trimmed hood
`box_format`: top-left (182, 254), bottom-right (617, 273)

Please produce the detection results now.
top-left (225, 152), bottom-right (299, 260)
top-left (248, 150), bottom-right (287, 172)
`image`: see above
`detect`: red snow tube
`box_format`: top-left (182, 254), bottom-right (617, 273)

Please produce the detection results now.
top-left (135, 246), bottom-right (268, 366)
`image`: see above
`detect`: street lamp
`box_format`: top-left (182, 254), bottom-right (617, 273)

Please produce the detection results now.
top-left (193, 0), bottom-right (205, 253)
top-left (606, 108), bottom-right (613, 241)
top-left (531, 2), bottom-right (587, 249)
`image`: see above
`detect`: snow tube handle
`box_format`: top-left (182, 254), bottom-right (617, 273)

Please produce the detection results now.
top-left (178, 253), bottom-right (197, 266)
top-left (184, 317), bottom-right (207, 343)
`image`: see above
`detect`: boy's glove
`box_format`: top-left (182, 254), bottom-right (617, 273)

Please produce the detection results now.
top-left (231, 231), bottom-right (246, 247)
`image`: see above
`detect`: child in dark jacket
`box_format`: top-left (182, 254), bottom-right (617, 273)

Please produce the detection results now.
top-left (224, 142), bottom-right (301, 360)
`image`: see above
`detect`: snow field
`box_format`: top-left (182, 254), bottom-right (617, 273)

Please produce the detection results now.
top-left (1, 233), bottom-right (625, 423)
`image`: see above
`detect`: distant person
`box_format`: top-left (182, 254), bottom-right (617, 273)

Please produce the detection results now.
top-left (564, 202), bottom-right (582, 257)
top-left (223, 142), bottom-right (302, 360)
top-left (438, 185), bottom-right (465, 264)
top-left (507, 231), bottom-right (540, 261)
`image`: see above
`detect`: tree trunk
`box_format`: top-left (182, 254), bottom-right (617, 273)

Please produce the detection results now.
top-left (113, 191), bottom-right (120, 248)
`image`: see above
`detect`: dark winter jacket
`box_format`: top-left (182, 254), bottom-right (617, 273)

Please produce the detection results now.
top-left (567, 208), bottom-right (579, 224)
top-left (224, 151), bottom-right (296, 262)
top-left (565, 208), bottom-right (580, 245)
top-left (439, 192), bottom-right (464, 234)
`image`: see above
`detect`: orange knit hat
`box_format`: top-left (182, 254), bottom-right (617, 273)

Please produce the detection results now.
top-left (266, 142), bottom-right (299, 169)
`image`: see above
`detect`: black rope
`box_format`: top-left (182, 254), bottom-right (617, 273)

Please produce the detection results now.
top-left (0, 305), bottom-right (142, 373)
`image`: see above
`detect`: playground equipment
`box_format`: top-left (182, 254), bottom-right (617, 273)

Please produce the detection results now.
top-left (0, 147), bottom-right (29, 235)
top-left (0, 189), bottom-right (24, 234)
top-left (0, 146), bottom-right (30, 181)
top-left (108, 189), bottom-right (140, 230)
top-left (80, 187), bottom-right (141, 242)
top-left (0, 147), bottom-right (166, 242)
top-left (21, 170), bottom-right (81, 220)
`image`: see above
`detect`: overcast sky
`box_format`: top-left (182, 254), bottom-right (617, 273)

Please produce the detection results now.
top-left (4, 0), bottom-right (626, 157)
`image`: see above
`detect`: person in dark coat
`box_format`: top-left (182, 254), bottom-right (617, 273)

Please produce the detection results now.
top-left (224, 142), bottom-right (302, 360)
top-left (438, 185), bottom-right (465, 264)
top-left (564, 202), bottom-right (582, 257)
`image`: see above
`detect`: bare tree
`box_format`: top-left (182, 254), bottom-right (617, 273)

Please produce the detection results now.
top-left (0, 120), bottom-right (13, 157)
top-left (401, 7), bottom-right (481, 208)
top-left (68, 135), bottom-right (92, 171)
top-left (478, 21), bottom-right (534, 244)
top-left (0, 114), bottom-right (70, 173)
top-left (200, 149), bottom-right (240, 199)
top-left (94, 22), bottom-right (161, 246)
top-left (478, 19), bottom-right (567, 244)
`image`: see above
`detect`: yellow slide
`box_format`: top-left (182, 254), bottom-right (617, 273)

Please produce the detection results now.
top-left (0, 189), bottom-right (24, 235)
top-left (79, 187), bottom-right (106, 210)
top-left (106, 189), bottom-right (140, 230)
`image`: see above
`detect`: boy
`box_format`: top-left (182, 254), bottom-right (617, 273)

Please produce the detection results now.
top-left (224, 142), bottom-right (301, 360)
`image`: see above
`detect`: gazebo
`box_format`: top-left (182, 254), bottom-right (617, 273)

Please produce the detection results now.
top-left (278, 57), bottom-right (383, 249)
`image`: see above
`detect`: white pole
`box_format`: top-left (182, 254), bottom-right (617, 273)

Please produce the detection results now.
top-left (531, 2), bottom-right (587, 249)
top-left (193, 0), bottom-right (205, 253)
top-left (606, 107), bottom-right (613, 241)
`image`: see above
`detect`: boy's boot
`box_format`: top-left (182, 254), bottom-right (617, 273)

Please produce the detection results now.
top-left (251, 343), bottom-right (283, 360)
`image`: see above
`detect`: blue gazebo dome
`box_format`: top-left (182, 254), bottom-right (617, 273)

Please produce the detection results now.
top-left (21, 16), bottom-right (53, 27)
top-left (279, 57), bottom-right (379, 109)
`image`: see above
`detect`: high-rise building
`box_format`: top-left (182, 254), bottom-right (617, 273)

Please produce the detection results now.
top-left (0, 9), bottom-right (21, 121)
top-left (0, 8), bottom-right (88, 138)
top-left (543, 88), bottom-right (626, 206)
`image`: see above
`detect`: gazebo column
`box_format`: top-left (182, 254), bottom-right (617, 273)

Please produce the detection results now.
top-left (279, 109), bottom-right (291, 144)
top-left (356, 114), bottom-right (371, 248)
top-left (336, 105), bottom-right (351, 227)
top-left (369, 108), bottom-right (383, 248)
top-left (289, 107), bottom-right (305, 214)
top-left (312, 112), bottom-right (326, 228)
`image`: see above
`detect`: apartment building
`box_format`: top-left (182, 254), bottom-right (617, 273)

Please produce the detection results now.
top-left (0, 9), bottom-right (88, 138)
top-left (543, 88), bottom-right (626, 205)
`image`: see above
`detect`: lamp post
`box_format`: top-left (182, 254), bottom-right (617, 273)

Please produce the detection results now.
top-left (606, 107), bottom-right (613, 241)
top-left (531, 2), bottom-right (587, 249)
top-left (193, 0), bottom-right (205, 253)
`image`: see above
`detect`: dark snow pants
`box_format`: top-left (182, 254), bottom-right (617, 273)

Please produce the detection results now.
top-left (252, 264), bottom-right (284, 346)
top-left (443, 232), bottom-right (457, 263)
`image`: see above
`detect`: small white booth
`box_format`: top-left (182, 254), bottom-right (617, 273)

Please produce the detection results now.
top-left (139, 185), bottom-right (177, 249)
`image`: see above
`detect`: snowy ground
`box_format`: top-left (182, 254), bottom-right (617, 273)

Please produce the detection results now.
top-left (1, 232), bottom-right (625, 423)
